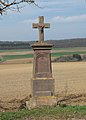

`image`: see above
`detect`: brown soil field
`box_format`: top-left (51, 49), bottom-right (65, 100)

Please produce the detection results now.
top-left (0, 62), bottom-right (86, 111)
top-left (0, 62), bottom-right (86, 102)
top-left (0, 64), bottom-right (32, 101)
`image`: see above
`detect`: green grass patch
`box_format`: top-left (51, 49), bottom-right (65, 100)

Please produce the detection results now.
top-left (0, 58), bottom-right (2, 62)
top-left (0, 47), bottom-right (86, 53)
top-left (52, 47), bottom-right (86, 51)
top-left (0, 106), bottom-right (86, 120)
top-left (3, 52), bottom-right (86, 60)
top-left (0, 57), bottom-right (4, 63)
top-left (0, 49), bottom-right (32, 53)
top-left (1, 48), bottom-right (86, 62)
top-left (51, 51), bottom-right (86, 57)
top-left (3, 54), bottom-right (33, 61)
top-left (2, 51), bottom-right (86, 62)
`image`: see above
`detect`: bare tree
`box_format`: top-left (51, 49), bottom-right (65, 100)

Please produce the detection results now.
top-left (0, 0), bottom-right (35, 15)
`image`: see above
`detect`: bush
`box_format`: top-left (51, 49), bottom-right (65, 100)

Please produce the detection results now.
top-left (52, 54), bottom-right (82, 62)
top-left (0, 56), bottom-right (3, 63)
top-left (72, 54), bottom-right (82, 61)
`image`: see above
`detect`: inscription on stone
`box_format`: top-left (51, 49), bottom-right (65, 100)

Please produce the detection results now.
top-left (33, 51), bottom-right (52, 78)
top-left (38, 57), bottom-right (48, 72)
top-left (37, 56), bottom-right (49, 73)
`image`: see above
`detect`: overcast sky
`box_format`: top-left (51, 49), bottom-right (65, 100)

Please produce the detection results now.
top-left (0, 0), bottom-right (86, 41)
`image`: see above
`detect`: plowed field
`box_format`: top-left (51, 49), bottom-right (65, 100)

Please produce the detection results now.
top-left (0, 62), bottom-right (86, 102)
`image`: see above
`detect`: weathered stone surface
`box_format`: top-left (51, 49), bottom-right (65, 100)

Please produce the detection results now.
top-left (35, 96), bottom-right (57, 106)
top-left (33, 49), bottom-right (52, 78)
top-left (32, 79), bottom-right (55, 97)
top-left (31, 16), bottom-right (55, 99)
top-left (35, 91), bottom-right (52, 96)
top-left (32, 16), bottom-right (50, 43)
top-left (26, 96), bottom-right (57, 109)
top-left (26, 98), bottom-right (37, 109)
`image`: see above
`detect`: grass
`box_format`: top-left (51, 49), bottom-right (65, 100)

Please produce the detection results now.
top-left (0, 58), bottom-right (2, 62)
top-left (0, 57), bottom-right (4, 63)
top-left (52, 47), bottom-right (86, 50)
top-left (2, 54), bottom-right (33, 61)
top-left (0, 106), bottom-right (86, 120)
top-left (0, 47), bottom-right (86, 62)
top-left (0, 47), bottom-right (86, 53)
top-left (0, 54), bottom-right (33, 63)
top-left (51, 51), bottom-right (86, 57)
top-left (1, 51), bottom-right (86, 62)
top-left (0, 49), bottom-right (32, 53)
top-left (0, 47), bottom-right (86, 52)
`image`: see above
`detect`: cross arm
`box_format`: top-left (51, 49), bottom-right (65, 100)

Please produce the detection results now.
top-left (32, 23), bottom-right (38, 28)
top-left (32, 23), bottom-right (50, 29)
top-left (44, 23), bottom-right (50, 28)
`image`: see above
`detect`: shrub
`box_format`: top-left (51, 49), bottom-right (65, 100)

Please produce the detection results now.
top-left (72, 54), bottom-right (82, 61)
top-left (0, 56), bottom-right (3, 63)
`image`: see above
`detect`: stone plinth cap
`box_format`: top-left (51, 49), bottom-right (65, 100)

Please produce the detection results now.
top-left (31, 42), bottom-right (53, 50)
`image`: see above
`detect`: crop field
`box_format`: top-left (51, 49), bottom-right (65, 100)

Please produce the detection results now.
top-left (0, 62), bottom-right (86, 102)
top-left (0, 47), bottom-right (86, 107)
top-left (0, 47), bottom-right (86, 64)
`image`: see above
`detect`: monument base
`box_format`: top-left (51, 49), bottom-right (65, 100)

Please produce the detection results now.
top-left (26, 96), bottom-right (57, 109)
top-left (32, 78), bottom-right (55, 97)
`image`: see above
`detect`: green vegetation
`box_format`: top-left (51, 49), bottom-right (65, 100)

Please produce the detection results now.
top-left (1, 51), bottom-right (86, 62)
top-left (0, 59), bottom-right (2, 62)
top-left (0, 58), bottom-right (2, 62)
top-left (0, 47), bottom-right (86, 52)
top-left (0, 48), bottom-right (86, 63)
top-left (0, 106), bottom-right (86, 120)
top-left (0, 56), bottom-right (3, 63)
top-left (51, 51), bottom-right (86, 57)
top-left (73, 54), bottom-right (82, 61)
top-left (0, 49), bottom-right (32, 53)
top-left (3, 54), bottom-right (33, 61)
top-left (52, 47), bottom-right (86, 51)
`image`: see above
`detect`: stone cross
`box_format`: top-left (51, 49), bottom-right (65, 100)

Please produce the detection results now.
top-left (32, 16), bottom-right (50, 44)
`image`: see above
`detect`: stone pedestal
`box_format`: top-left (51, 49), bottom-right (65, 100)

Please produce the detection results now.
top-left (26, 96), bottom-right (57, 109)
top-left (27, 16), bottom-right (56, 108)
top-left (31, 43), bottom-right (55, 97)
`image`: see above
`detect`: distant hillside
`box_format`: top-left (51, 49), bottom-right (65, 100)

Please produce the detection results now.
top-left (0, 41), bottom-right (31, 50)
top-left (46, 38), bottom-right (86, 48)
top-left (0, 38), bottom-right (86, 50)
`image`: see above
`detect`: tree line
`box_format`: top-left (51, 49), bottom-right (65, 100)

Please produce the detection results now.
top-left (46, 38), bottom-right (86, 48)
top-left (0, 41), bottom-right (31, 50)
top-left (0, 38), bottom-right (86, 50)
